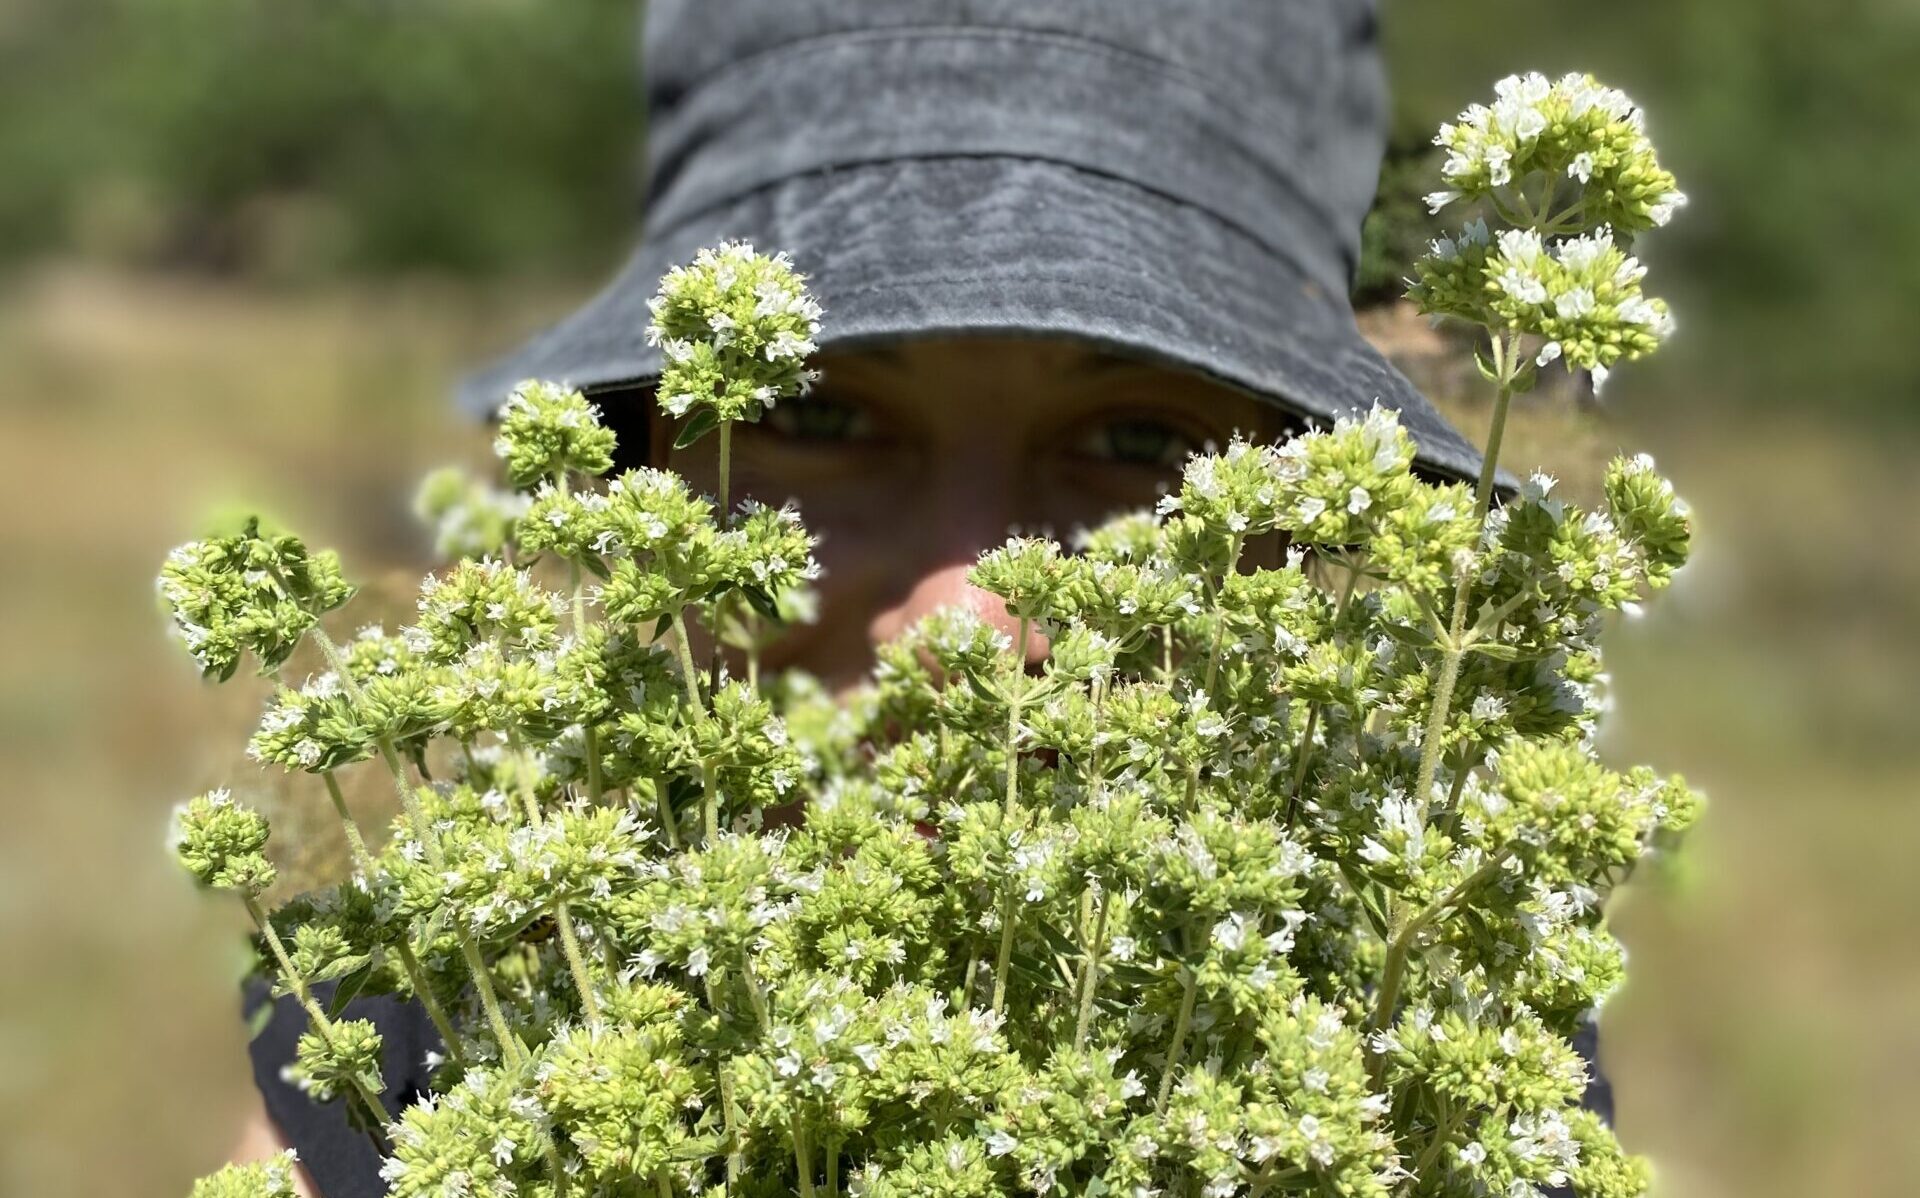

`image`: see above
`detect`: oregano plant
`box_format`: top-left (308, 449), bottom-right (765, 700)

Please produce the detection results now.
top-left (175, 75), bottom-right (1699, 1198)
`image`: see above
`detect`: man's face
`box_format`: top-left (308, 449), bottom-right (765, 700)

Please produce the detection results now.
top-left (645, 336), bottom-right (1293, 691)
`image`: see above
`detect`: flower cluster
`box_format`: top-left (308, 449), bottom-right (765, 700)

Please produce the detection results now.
top-left (1424, 73), bottom-right (1685, 234)
top-left (170, 102), bottom-right (1698, 1198)
top-left (188, 1151), bottom-right (301, 1198)
top-left (158, 519), bottom-right (353, 681)
top-left (1412, 74), bottom-right (1685, 391)
top-left (646, 240), bottom-right (823, 438)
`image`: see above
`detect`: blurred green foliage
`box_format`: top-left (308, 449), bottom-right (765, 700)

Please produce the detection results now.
top-left (2, 0), bottom-right (1914, 432)
top-left (1375, 0), bottom-right (1920, 430)
top-left (0, 0), bottom-right (638, 280)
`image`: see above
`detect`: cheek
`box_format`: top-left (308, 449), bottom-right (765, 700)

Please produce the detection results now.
top-left (721, 452), bottom-right (932, 680)
top-left (1034, 462), bottom-right (1181, 535)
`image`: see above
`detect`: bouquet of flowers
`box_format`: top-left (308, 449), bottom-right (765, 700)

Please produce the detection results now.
top-left (175, 74), bottom-right (1697, 1198)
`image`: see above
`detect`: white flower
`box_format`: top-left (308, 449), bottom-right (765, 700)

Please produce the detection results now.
top-left (1554, 287), bottom-right (1597, 321)
top-left (986, 1130), bottom-right (1019, 1157)
top-left (1568, 152), bottom-right (1597, 183)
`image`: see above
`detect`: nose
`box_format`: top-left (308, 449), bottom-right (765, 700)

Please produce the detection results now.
top-left (867, 562), bottom-right (1053, 664)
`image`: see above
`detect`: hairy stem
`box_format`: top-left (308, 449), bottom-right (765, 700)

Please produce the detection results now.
top-left (1367, 853), bottom-right (1514, 1081)
top-left (990, 616), bottom-right (1030, 1018)
top-left (669, 607), bottom-right (706, 710)
top-left (320, 770), bottom-right (373, 873)
top-left (458, 933), bottom-right (525, 1067)
top-left (705, 972), bottom-right (746, 1186)
top-left (1155, 964), bottom-right (1200, 1114)
top-left (392, 939), bottom-right (466, 1065)
top-left (1411, 332), bottom-right (1517, 821)
top-left (505, 725), bottom-right (603, 1026)
top-left (709, 425), bottom-right (733, 697)
top-left (1072, 886), bottom-right (1113, 1049)
top-left (1287, 554), bottom-right (1364, 817)
top-left (244, 894), bottom-right (393, 1141)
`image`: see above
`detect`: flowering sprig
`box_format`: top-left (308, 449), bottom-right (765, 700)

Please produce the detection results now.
top-left (170, 146), bottom-right (1698, 1198)
top-left (646, 241), bottom-right (823, 437)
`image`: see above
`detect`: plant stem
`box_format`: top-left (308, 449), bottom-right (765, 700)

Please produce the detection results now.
top-left (565, 555), bottom-right (607, 807)
top-left (705, 972), bottom-right (746, 1186)
top-left (1366, 853), bottom-right (1513, 1081)
top-left (1155, 964), bottom-right (1199, 1114)
top-left (393, 939), bottom-right (467, 1065)
top-left (1183, 535), bottom-right (1244, 808)
top-left (505, 726), bottom-right (603, 1026)
top-left (655, 773), bottom-right (681, 849)
top-left (669, 608), bottom-right (706, 710)
top-left (1411, 332), bottom-right (1517, 821)
top-left (1072, 886), bottom-right (1113, 1049)
top-left (458, 932), bottom-right (525, 1067)
top-left (321, 770), bottom-right (373, 873)
top-left (793, 1117), bottom-right (817, 1198)
top-left (244, 894), bottom-right (393, 1141)
top-left (709, 425), bottom-right (733, 697)
top-left (989, 617), bottom-right (1030, 1018)
top-left (1286, 554), bottom-right (1363, 818)
top-left (700, 764), bottom-right (722, 845)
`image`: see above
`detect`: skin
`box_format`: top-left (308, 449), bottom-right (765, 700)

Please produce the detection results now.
top-left (236, 334), bottom-right (1298, 1192)
top-left (648, 335), bottom-right (1299, 690)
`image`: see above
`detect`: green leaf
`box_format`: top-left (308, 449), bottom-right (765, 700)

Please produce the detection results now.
top-left (247, 999), bottom-right (276, 1041)
top-left (673, 409), bottom-right (720, 450)
top-left (580, 553), bottom-right (612, 581)
top-left (327, 962), bottom-right (376, 1016)
top-left (1467, 640), bottom-right (1526, 661)
top-left (740, 585), bottom-right (782, 623)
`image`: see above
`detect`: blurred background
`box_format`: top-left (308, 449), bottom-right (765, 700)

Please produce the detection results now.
top-left (2, 1), bottom-right (1915, 1195)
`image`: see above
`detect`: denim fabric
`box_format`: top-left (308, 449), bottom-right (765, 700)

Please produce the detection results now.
top-left (455, 0), bottom-right (1503, 485)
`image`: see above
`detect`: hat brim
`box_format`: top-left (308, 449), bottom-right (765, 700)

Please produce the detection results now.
top-left (457, 155), bottom-right (1494, 484)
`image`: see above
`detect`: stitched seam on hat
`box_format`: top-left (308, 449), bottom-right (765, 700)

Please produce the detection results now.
top-left (665, 24), bottom-right (1268, 132)
top-left (648, 152), bottom-right (1345, 298)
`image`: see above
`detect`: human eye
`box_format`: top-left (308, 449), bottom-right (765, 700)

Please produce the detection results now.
top-left (1067, 413), bottom-right (1207, 470)
top-left (756, 394), bottom-right (879, 445)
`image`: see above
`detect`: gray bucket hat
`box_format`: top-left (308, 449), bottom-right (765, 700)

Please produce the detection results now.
top-left (458, 0), bottom-right (1489, 482)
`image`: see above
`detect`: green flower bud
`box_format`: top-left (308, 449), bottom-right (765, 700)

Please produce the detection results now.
top-left (647, 242), bottom-right (823, 435)
top-left (413, 559), bottom-right (564, 663)
top-left (287, 1017), bottom-right (385, 1105)
top-left (414, 467), bottom-right (528, 562)
top-left (171, 789), bottom-right (276, 893)
top-left (1605, 452), bottom-right (1691, 589)
top-left (1269, 407), bottom-right (1418, 547)
top-left (1426, 73), bottom-right (1686, 235)
top-left (493, 380), bottom-right (617, 487)
top-left (969, 537), bottom-right (1079, 622)
top-left (540, 1019), bottom-right (707, 1182)
top-left (158, 519), bottom-right (353, 681)
top-left (189, 1151), bottom-right (301, 1198)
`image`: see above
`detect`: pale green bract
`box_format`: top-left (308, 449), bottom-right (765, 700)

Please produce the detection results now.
top-left (171, 74), bottom-right (1698, 1198)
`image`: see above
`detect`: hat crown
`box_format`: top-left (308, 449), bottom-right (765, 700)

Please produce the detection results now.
top-left (641, 0), bottom-right (1389, 287)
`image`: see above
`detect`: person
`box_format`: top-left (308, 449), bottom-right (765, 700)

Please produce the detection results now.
top-left (231, 3), bottom-right (1606, 1194)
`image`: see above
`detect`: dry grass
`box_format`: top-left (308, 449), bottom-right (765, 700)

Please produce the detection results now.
top-left (2, 267), bottom-right (1914, 1197)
